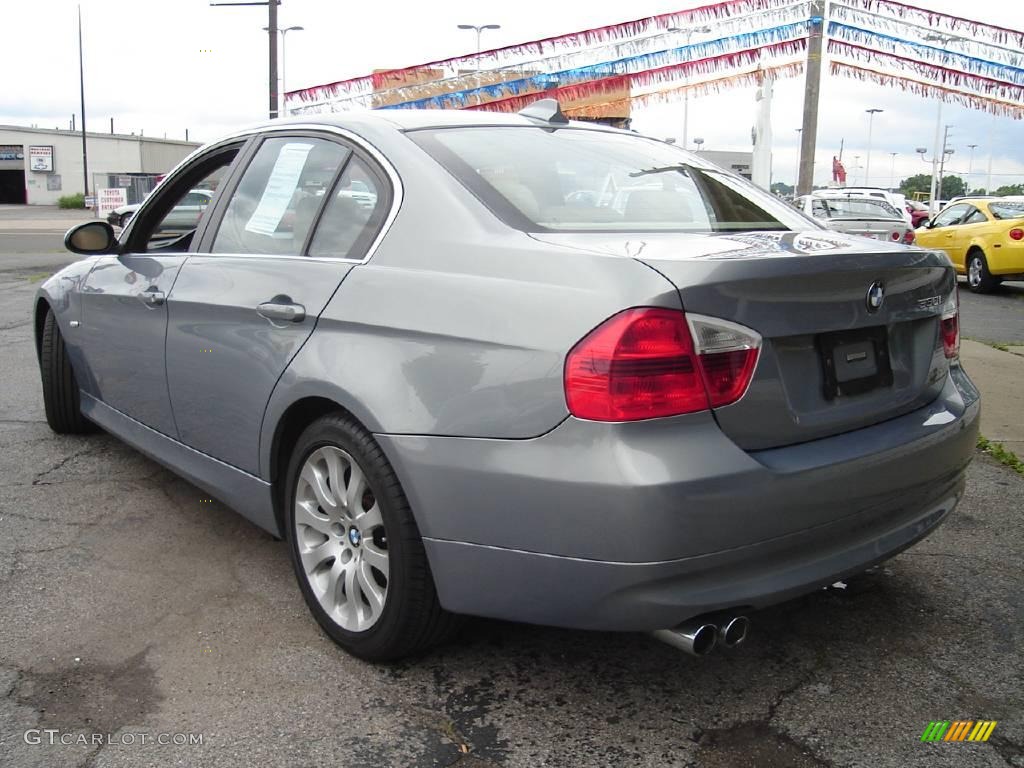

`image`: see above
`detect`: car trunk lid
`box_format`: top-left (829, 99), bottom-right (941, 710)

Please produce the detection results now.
top-left (531, 230), bottom-right (956, 450)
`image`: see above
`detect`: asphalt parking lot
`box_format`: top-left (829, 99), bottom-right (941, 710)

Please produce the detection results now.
top-left (1, 231), bottom-right (1023, 767)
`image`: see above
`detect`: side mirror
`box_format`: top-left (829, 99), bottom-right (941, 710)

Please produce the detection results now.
top-left (64, 221), bottom-right (117, 255)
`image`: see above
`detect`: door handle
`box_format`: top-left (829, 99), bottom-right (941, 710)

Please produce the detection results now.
top-left (140, 288), bottom-right (165, 307)
top-left (257, 299), bottom-right (306, 323)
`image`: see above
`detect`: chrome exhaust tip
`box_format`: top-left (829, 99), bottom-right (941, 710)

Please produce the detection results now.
top-left (652, 620), bottom-right (718, 656)
top-left (717, 615), bottom-right (750, 649)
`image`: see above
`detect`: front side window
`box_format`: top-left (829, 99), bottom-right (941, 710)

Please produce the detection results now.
top-left (212, 137), bottom-right (350, 256)
top-left (931, 204), bottom-right (970, 228)
top-left (963, 208), bottom-right (989, 225)
top-left (132, 146), bottom-right (239, 253)
top-left (411, 127), bottom-right (809, 233)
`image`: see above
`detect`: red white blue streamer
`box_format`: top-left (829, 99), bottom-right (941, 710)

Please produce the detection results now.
top-left (286, 0), bottom-right (803, 106)
top-left (829, 22), bottom-right (1024, 87)
top-left (843, 0), bottom-right (1024, 50)
top-left (460, 40), bottom-right (808, 114)
top-left (289, 1), bottom-right (809, 113)
top-left (832, 62), bottom-right (1024, 119)
top-left (376, 24), bottom-right (808, 112)
top-left (829, 39), bottom-right (1024, 104)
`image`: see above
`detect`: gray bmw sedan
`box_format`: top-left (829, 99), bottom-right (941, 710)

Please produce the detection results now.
top-left (35, 101), bottom-right (979, 661)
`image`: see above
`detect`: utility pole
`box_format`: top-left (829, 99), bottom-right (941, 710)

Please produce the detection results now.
top-left (966, 143), bottom-right (978, 192)
top-left (864, 108), bottom-right (883, 186)
top-left (77, 5), bottom-right (89, 200)
top-left (937, 124), bottom-right (953, 200)
top-left (211, 1), bottom-right (280, 119)
top-left (797, 0), bottom-right (825, 195)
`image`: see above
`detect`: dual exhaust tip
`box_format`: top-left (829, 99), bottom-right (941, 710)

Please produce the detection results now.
top-left (652, 613), bottom-right (750, 656)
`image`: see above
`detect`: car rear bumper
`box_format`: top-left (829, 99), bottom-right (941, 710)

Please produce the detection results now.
top-left (376, 366), bottom-right (980, 631)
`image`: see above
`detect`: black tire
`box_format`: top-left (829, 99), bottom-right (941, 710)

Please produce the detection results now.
top-left (39, 309), bottom-right (94, 434)
top-left (284, 412), bottom-right (460, 661)
top-left (966, 250), bottom-right (1001, 294)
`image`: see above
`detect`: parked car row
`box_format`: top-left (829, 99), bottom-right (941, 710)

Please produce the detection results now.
top-left (793, 187), bottom-right (1024, 293)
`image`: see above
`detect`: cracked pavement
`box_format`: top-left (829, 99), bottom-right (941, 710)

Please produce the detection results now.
top-left (0, 258), bottom-right (1022, 768)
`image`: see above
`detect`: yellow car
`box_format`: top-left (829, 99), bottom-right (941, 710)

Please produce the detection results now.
top-left (915, 198), bottom-right (1024, 293)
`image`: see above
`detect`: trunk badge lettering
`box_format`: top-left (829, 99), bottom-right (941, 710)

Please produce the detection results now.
top-left (866, 281), bottom-right (885, 312)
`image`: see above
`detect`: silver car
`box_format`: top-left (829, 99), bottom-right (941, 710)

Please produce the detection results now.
top-left (36, 102), bottom-right (979, 661)
top-left (796, 194), bottom-right (915, 244)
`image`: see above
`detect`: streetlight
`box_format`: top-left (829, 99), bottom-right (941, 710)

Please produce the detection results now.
top-left (889, 152), bottom-right (897, 192)
top-left (457, 24), bottom-right (501, 70)
top-left (864, 108), bottom-right (883, 186)
top-left (967, 143), bottom-right (978, 192)
top-left (693, 137), bottom-right (705, 151)
top-left (795, 128), bottom-right (803, 188)
top-left (264, 25), bottom-right (304, 117)
top-left (924, 33), bottom-right (961, 213)
top-left (668, 25), bottom-right (712, 149)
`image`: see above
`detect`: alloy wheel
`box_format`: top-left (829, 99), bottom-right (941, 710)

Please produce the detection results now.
top-left (968, 256), bottom-right (982, 288)
top-left (293, 446), bottom-right (389, 631)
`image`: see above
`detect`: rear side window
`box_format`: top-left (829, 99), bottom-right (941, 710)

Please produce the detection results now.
top-left (212, 137), bottom-right (350, 256)
top-left (990, 202), bottom-right (1024, 220)
top-left (308, 156), bottom-right (389, 259)
top-left (410, 127), bottom-right (808, 233)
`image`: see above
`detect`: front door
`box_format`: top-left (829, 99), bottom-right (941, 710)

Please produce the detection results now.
top-left (78, 144), bottom-right (243, 435)
top-left (165, 133), bottom-right (392, 474)
top-left (917, 203), bottom-right (971, 267)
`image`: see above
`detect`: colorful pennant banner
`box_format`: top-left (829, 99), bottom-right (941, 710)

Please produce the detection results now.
top-left (829, 39), bottom-right (1024, 104)
top-left (832, 61), bottom-right (1024, 119)
top-left (456, 39), bottom-right (807, 115)
top-left (375, 24), bottom-right (808, 112)
top-left (288, 2), bottom-right (809, 112)
top-left (844, 0), bottom-right (1024, 50)
top-left (286, 0), bottom-right (803, 105)
top-left (559, 61), bottom-right (805, 117)
top-left (829, 22), bottom-right (1024, 87)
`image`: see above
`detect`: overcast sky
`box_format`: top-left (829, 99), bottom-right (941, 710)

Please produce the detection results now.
top-left (1, 0), bottom-right (1022, 187)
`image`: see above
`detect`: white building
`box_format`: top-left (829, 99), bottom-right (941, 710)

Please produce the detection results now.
top-left (0, 125), bottom-right (199, 206)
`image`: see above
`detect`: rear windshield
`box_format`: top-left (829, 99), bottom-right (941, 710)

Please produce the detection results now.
top-left (989, 201), bottom-right (1024, 220)
top-left (822, 198), bottom-right (901, 218)
top-left (410, 126), bottom-right (810, 233)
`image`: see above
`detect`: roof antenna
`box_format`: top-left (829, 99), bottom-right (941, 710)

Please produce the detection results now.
top-left (519, 98), bottom-right (569, 125)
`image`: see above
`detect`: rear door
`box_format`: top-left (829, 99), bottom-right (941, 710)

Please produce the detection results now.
top-left (78, 142), bottom-right (244, 436)
top-left (164, 131), bottom-right (394, 474)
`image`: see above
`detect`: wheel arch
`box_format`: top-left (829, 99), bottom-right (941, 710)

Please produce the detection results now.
top-left (264, 394), bottom-right (388, 541)
top-left (33, 296), bottom-right (51, 362)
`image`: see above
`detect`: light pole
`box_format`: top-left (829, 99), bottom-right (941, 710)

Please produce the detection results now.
top-left (264, 25), bottom-right (303, 116)
top-left (864, 108), bottom-right (883, 186)
top-left (794, 128), bottom-right (802, 189)
top-left (668, 25), bottom-right (711, 149)
top-left (924, 33), bottom-right (960, 213)
top-left (693, 137), bottom-right (705, 152)
top-left (457, 24), bottom-right (500, 70)
top-left (212, 0), bottom-right (281, 120)
top-left (966, 143), bottom-right (978, 192)
top-left (889, 152), bottom-right (897, 192)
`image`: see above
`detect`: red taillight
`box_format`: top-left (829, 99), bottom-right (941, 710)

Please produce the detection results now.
top-left (564, 308), bottom-right (760, 421)
top-left (940, 291), bottom-right (959, 360)
top-left (903, 230), bottom-right (916, 245)
top-left (1010, 228), bottom-right (1024, 241)
top-left (890, 231), bottom-right (901, 241)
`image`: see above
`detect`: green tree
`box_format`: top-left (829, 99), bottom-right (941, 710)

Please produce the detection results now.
top-left (899, 174), bottom-right (966, 199)
top-left (941, 175), bottom-right (966, 199)
top-left (771, 181), bottom-right (794, 196)
top-left (994, 183), bottom-right (1024, 196)
top-left (899, 174), bottom-right (932, 197)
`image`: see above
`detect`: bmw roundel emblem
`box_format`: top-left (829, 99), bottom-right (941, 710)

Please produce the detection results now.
top-left (866, 281), bottom-right (885, 312)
